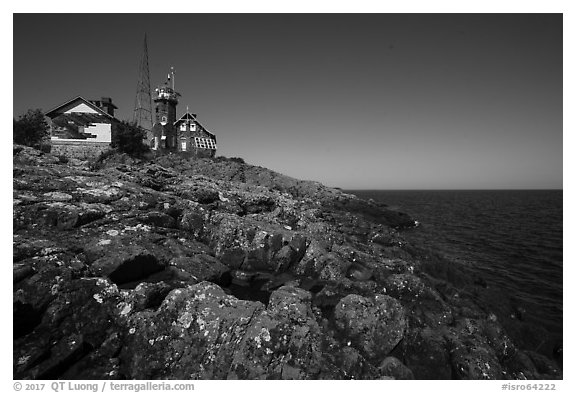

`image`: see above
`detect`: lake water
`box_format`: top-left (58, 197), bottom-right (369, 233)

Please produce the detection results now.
top-left (348, 190), bottom-right (563, 352)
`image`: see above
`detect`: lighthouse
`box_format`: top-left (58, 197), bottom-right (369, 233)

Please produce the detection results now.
top-left (147, 65), bottom-right (217, 157)
top-left (150, 68), bottom-right (180, 151)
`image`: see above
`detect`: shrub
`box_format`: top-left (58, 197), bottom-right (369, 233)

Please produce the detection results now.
top-left (111, 121), bottom-right (149, 157)
top-left (13, 109), bottom-right (50, 147)
top-left (212, 155), bottom-right (246, 164)
top-left (97, 149), bottom-right (117, 162)
top-left (229, 157), bottom-right (245, 164)
top-left (88, 149), bottom-right (115, 171)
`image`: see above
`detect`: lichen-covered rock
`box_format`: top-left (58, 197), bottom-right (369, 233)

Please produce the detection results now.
top-left (207, 213), bottom-right (304, 272)
top-left (179, 206), bottom-right (208, 238)
top-left (178, 185), bottom-right (220, 204)
top-left (318, 253), bottom-right (350, 281)
top-left (60, 332), bottom-right (124, 379)
top-left (334, 293), bottom-right (406, 361)
top-left (120, 282), bottom-right (265, 379)
top-left (125, 281), bottom-right (176, 312)
top-left (14, 278), bottom-right (124, 379)
top-left (401, 327), bottom-right (452, 379)
top-left (481, 317), bottom-right (517, 362)
top-left (12, 145), bottom-right (562, 380)
top-left (384, 273), bottom-right (426, 299)
top-left (14, 249), bottom-right (87, 340)
top-left (139, 211), bottom-right (177, 228)
top-left (228, 286), bottom-right (323, 379)
top-left (86, 241), bottom-right (166, 286)
top-left (345, 262), bottom-right (373, 281)
top-left (445, 317), bottom-right (530, 379)
top-left (505, 350), bottom-right (540, 379)
top-left (369, 228), bottom-right (400, 247)
top-left (272, 245), bottom-right (299, 273)
top-left (383, 273), bottom-right (454, 327)
top-left (328, 346), bottom-right (378, 380)
top-left (372, 258), bottom-right (416, 279)
top-left (169, 254), bottom-right (229, 283)
top-left (291, 238), bottom-right (331, 276)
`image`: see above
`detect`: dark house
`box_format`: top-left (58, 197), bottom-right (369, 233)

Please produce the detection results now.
top-left (150, 69), bottom-right (217, 157)
top-left (174, 111), bottom-right (217, 158)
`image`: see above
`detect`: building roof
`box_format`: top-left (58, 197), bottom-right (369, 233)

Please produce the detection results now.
top-left (174, 112), bottom-right (216, 140)
top-left (174, 112), bottom-right (197, 122)
top-left (51, 112), bottom-right (116, 127)
top-left (45, 96), bottom-right (117, 119)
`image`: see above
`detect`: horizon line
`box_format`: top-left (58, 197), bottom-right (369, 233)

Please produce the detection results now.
top-left (339, 188), bottom-right (563, 191)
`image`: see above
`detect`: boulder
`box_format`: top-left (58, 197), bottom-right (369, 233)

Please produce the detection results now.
top-left (445, 318), bottom-right (504, 379)
top-left (272, 245), bottom-right (299, 273)
top-left (125, 281), bottom-right (178, 312)
top-left (334, 293), bottom-right (406, 361)
top-left (383, 273), bottom-right (454, 327)
top-left (169, 254), bottom-right (229, 283)
top-left (345, 263), bottom-right (373, 281)
top-left (318, 253), bottom-right (350, 282)
top-left (372, 258), bottom-right (415, 279)
top-left (329, 346), bottom-right (378, 379)
top-left (449, 339), bottom-right (503, 379)
top-left (291, 238), bottom-right (331, 276)
top-left (14, 251), bottom-right (86, 339)
top-left (139, 211), bottom-right (176, 228)
top-left (73, 185), bottom-right (124, 204)
top-left (481, 318), bottom-right (517, 362)
top-left (179, 186), bottom-right (219, 204)
top-left (383, 273), bottom-right (426, 300)
top-left (369, 228), bottom-right (400, 247)
top-left (401, 327), bottom-right (452, 379)
top-left (14, 278), bottom-right (124, 379)
top-left (120, 282), bottom-right (265, 379)
top-left (207, 214), bottom-right (299, 272)
top-left (227, 286), bottom-right (323, 379)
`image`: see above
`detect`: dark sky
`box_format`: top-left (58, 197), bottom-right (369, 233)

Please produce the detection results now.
top-left (13, 14), bottom-right (562, 189)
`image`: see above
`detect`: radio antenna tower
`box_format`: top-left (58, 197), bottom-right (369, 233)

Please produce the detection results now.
top-left (133, 33), bottom-right (153, 141)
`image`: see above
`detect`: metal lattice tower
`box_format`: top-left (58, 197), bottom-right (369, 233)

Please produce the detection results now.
top-left (133, 33), bottom-right (153, 141)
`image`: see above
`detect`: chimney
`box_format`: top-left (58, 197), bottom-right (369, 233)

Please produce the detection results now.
top-left (100, 97), bottom-right (116, 117)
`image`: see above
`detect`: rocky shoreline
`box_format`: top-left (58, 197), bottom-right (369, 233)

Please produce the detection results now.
top-left (13, 145), bottom-right (562, 380)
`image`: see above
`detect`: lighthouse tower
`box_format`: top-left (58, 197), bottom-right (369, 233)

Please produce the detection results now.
top-left (150, 68), bottom-right (180, 151)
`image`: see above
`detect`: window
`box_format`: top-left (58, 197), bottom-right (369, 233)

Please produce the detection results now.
top-left (190, 124), bottom-right (196, 131)
top-left (195, 137), bottom-right (207, 149)
top-left (161, 116), bottom-right (167, 123)
top-left (180, 124), bottom-right (186, 131)
top-left (181, 141), bottom-right (187, 151)
top-left (194, 137), bottom-right (217, 150)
